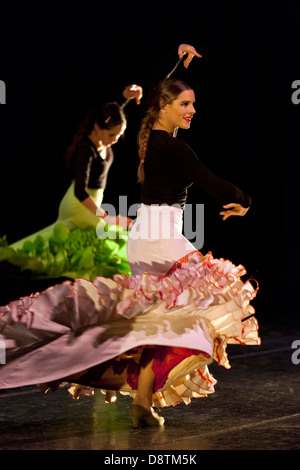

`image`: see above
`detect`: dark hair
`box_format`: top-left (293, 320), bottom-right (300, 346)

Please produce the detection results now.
top-left (137, 78), bottom-right (192, 183)
top-left (65, 102), bottom-right (127, 164)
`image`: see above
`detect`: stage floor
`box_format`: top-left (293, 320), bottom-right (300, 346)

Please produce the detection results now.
top-left (0, 323), bottom-right (299, 451)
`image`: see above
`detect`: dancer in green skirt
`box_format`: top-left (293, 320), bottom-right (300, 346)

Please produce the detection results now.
top-left (0, 84), bottom-right (143, 280)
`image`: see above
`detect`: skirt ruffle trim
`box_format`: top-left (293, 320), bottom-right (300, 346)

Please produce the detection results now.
top-left (114, 250), bottom-right (259, 361)
top-left (0, 250), bottom-right (260, 408)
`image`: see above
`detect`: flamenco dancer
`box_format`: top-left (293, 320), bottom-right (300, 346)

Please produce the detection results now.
top-left (0, 84), bottom-right (142, 280)
top-left (0, 44), bottom-right (260, 428)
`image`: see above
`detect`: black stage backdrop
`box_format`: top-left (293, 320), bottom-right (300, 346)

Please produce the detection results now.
top-left (0, 1), bottom-right (299, 327)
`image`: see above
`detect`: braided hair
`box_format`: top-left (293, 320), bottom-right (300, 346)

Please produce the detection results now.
top-left (65, 102), bottom-right (127, 165)
top-left (137, 78), bottom-right (192, 183)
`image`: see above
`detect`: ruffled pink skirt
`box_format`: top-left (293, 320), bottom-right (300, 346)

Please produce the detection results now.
top-left (0, 249), bottom-right (259, 408)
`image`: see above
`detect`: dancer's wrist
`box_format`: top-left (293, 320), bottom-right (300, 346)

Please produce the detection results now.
top-left (96, 205), bottom-right (108, 219)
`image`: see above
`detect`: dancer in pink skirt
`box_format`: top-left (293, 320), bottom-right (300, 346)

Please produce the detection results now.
top-left (0, 44), bottom-right (260, 428)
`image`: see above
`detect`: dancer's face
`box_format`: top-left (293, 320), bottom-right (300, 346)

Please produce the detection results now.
top-left (96, 123), bottom-right (126, 147)
top-left (160, 89), bottom-right (196, 132)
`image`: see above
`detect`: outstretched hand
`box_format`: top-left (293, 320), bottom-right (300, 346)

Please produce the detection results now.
top-left (219, 203), bottom-right (249, 221)
top-left (178, 44), bottom-right (202, 68)
top-left (123, 84), bottom-right (143, 105)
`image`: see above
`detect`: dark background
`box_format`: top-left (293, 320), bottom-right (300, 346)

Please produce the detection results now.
top-left (0, 1), bottom-right (299, 328)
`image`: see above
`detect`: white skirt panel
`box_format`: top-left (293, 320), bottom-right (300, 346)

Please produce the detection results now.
top-left (127, 203), bottom-right (196, 277)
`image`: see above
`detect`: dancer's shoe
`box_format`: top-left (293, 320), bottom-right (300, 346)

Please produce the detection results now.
top-left (129, 404), bottom-right (165, 428)
top-left (104, 390), bottom-right (117, 403)
top-left (68, 384), bottom-right (95, 400)
top-left (37, 383), bottom-right (50, 393)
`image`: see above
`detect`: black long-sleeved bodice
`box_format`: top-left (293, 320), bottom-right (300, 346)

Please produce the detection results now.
top-left (68, 139), bottom-right (114, 202)
top-left (141, 130), bottom-right (251, 210)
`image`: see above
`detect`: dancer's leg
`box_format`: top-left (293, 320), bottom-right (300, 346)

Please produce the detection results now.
top-left (132, 348), bottom-right (156, 409)
top-left (129, 347), bottom-right (164, 427)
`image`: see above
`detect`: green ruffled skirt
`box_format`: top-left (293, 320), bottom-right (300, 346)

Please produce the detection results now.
top-left (0, 183), bottom-right (131, 280)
